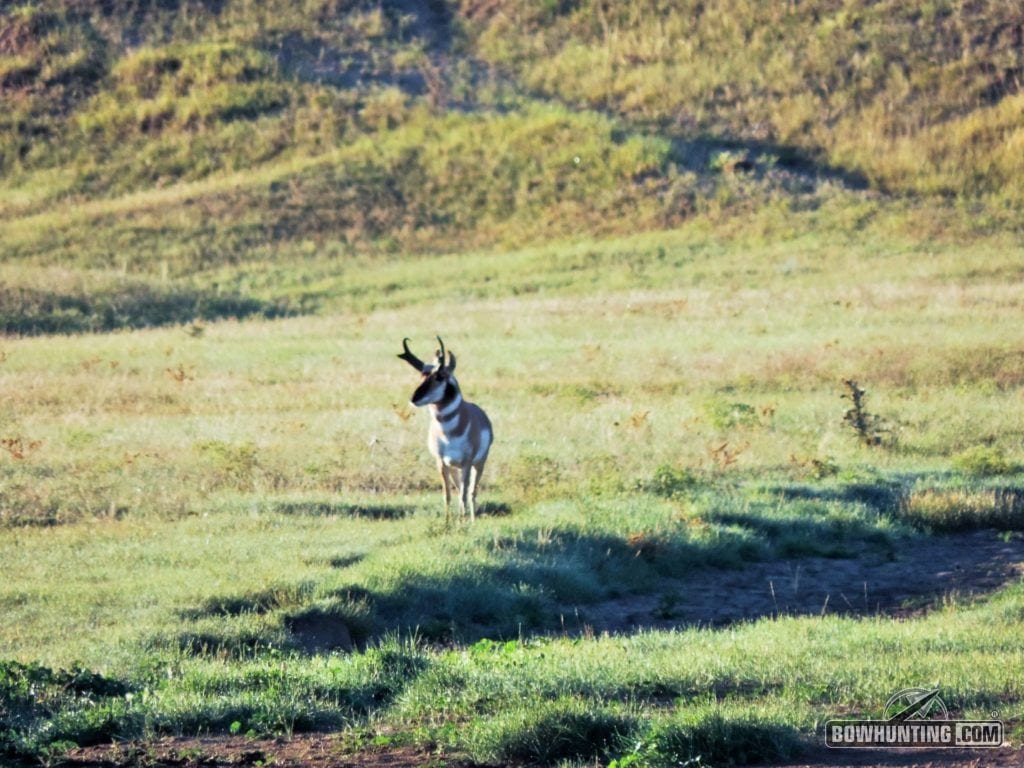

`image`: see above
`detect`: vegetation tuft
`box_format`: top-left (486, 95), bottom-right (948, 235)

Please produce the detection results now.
top-left (464, 698), bottom-right (636, 764)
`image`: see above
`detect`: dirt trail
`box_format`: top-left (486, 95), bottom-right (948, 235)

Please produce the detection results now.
top-left (773, 744), bottom-right (1023, 768)
top-left (579, 530), bottom-right (1024, 632)
top-left (65, 735), bottom-right (1022, 768)
top-left (66, 735), bottom-right (449, 768)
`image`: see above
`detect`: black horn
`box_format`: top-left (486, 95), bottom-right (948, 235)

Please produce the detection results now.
top-left (398, 338), bottom-right (429, 372)
top-left (435, 335), bottom-right (447, 367)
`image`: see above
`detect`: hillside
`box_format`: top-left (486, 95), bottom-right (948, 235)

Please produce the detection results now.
top-left (5, 5), bottom-right (1024, 766)
top-left (1, 0), bottom-right (1022, 330)
top-left (465, 0), bottom-right (1024, 199)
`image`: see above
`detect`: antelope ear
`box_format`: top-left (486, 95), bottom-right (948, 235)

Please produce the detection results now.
top-left (447, 351), bottom-right (456, 372)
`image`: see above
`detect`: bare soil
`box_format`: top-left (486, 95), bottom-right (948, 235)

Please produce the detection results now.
top-left (65, 735), bottom-right (456, 768)
top-left (578, 530), bottom-right (1024, 632)
top-left (773, 744), bottom-right (1024, 768)
top-left (64, 735), bottom-right (1023, 768)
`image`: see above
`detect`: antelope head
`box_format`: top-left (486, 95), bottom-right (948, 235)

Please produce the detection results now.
top-left (398, 336), bottom-right (457, 406)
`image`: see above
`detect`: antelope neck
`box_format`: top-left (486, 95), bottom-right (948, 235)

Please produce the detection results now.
top-left (431, 384), bottom-right (462, 419)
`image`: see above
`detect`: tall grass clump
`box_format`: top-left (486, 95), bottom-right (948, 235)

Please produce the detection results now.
top-left (901, 486), bottom-right (1024, 532)
top-left (645, 706), bottom-right (802, 766)
top-left (464, 698), bottom-right (637, 765)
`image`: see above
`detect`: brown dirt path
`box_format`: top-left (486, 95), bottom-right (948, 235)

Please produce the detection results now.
top-left (770, 744), bottom-right (1023, 767)
top-left (65, 735), bottom-right (455, 768)
top-left (578, 530), bottom-right (1024, 632)
top-left (65, 735), bottom-right (1023, 767)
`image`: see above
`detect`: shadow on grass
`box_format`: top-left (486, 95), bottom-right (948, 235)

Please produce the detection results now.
top-left (0, 642), bottom-right (431, 761)
top-left (172, 481), bottom-right (1024, 653)
top-left (0, 283), bottom-right (312, 337)
top-left (464, 698), bottom-right (802, 767)
top-left (668, 134), bottom-right (871, 191)
top-left (270, 500), bottom-right (415, 519)
top-left (180, 580), bottom-right (319, 619)
top-left (703, 500), bottom-right (896, 559)
top-left (765, 475), bottom-right (1024, 533)
top-left (339, 525), bottom-right (774, 644)
top-left (171, 506), bottom-right (895, 653)
top-left (764, 479), bottom-right (907, 514)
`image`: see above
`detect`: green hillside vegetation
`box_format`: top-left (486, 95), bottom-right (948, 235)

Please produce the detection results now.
top-left (3, 1), bottom-right (1022, 296)
top-left (466, 0), bottom-right (1024, 199)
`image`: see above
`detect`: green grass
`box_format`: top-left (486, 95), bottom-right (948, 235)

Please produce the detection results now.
top-left (1, 222), bottom-right (1024, 763)
top-left (5, 0), bottom-right (1024, 295)
top-left (3, 2), bottom-right (1024, 764)
top-left (464, 0), bottom-right (1024, 202)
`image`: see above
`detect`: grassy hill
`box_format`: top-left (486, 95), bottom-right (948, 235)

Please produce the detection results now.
top-left (3, 0), bottom-right (1023, 324)
top-left (465, 0), bottom-right (1024, 199)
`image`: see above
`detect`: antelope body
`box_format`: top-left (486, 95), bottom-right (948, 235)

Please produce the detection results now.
top-left (398, 337), bottom-right (492, 522)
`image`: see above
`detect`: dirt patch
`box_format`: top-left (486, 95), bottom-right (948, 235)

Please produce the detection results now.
top-left (769, 744), bottom-right (1023, 767)
top-left (65, 735), bottom-right (458, 768)
top-left (62, 734), bottom-right (1021, 768)
top-left (576, 530), bottom-right (1024, 632)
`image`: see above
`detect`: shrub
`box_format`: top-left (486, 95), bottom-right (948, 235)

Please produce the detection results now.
top-left (704, 399), bottom-right (759, 430)
top-left (641, 464), bottom-right (700, 499)
top-left (952, 446), bottom-right (1019, 477)
top-left (840, 380), bottom-right (895, 448)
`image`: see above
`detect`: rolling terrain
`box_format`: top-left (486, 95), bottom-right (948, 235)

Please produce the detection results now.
top-left (2, 2), bottom-right (1024, 767)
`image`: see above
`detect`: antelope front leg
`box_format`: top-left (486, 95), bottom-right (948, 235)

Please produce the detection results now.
top-left (439, 463), bottom-right (453, 524)
top-left (458, 462), bottom-right (477, 522)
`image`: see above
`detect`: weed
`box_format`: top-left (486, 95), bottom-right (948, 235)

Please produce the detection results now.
top-left (709, 441), bottom-right (748, 469)
top-left (641, 465), bottom-right (701, 499)
top-left (840, 379), bottom-right (894, 448)
top-left (789, 454), bottom-right (840, 480)
top-left (704, 400), bottom-right (759, 431)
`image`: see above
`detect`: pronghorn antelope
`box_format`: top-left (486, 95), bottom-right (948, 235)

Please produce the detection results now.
top-left (398, 336), bottom-right (492, 522)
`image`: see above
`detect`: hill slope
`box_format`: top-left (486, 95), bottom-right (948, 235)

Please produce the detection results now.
top-left (0, 0), bottom-right (1022, 330)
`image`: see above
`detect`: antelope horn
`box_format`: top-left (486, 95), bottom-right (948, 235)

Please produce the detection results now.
top-left (397, 338), bottom-right (429, 372)
top-left (435, 335), bottom-right (447, 366)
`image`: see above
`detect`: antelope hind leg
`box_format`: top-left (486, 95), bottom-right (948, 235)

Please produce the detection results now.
top-left (468, 461), bottom-right (485, 521)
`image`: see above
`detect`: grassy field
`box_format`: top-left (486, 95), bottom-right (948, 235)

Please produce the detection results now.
top-left (2, 223), bottom-right (1024, 765)
top-left (3, 1), bottom-right (1024, 766)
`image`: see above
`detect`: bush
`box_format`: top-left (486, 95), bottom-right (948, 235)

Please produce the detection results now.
top-left (952, 446), bottom-right (1019, 477)
top-left (641, 464), bottom-right (701, 499)
top-left (704, 399), bottom-right (760, 430)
